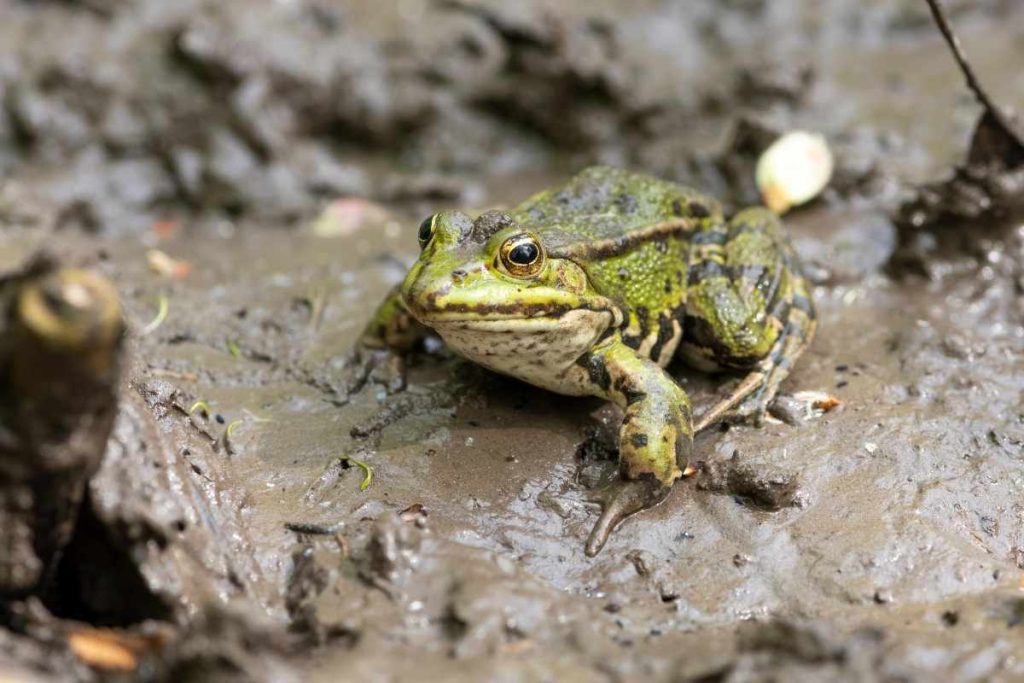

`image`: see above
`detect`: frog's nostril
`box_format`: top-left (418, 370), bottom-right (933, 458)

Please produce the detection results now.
top-left (451, 269), bottom-right (468, 281)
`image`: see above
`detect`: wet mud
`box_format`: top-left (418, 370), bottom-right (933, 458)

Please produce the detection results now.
top-left (2, 1), bottom-right (1024, 681)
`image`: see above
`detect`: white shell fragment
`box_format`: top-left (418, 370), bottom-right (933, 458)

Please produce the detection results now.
top-left (755, 131), bottom-right (834, 214)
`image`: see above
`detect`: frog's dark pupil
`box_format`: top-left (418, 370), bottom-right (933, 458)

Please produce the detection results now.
top-left (509, 242), bottom-right (538, 265)
top-left (418, 216), bottom-right (434, 244)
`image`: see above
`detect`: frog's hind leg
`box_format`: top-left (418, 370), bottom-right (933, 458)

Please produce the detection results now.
top-left (679, 207), bottom-right (816, 433)
top-left (693, 303), bottom-right (816, 432)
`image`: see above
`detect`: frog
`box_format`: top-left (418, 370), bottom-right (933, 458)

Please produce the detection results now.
top-left (346, 166), bottom-right (816, 556)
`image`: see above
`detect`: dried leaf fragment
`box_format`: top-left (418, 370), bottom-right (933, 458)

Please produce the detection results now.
top-left (146, 249), bottom-right (191, 279)
top-left (68, 627), bottom-right (162, 672)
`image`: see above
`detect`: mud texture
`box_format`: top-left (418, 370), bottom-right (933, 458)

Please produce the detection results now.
top-left (2, 1), bottom-right (1024, 681)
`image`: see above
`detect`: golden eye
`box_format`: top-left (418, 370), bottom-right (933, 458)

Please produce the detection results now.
top-left (499, 234), bottom-right (544, 277)
top-left (417, 215), bottom-right (436, 249)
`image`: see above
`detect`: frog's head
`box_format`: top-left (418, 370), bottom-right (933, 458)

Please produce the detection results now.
top-left (401, 209), bottom-right (609, 326)
top-left (400, 210), bottom-right (619, 385)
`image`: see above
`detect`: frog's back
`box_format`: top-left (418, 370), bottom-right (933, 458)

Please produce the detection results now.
top-left (509, 166), bottom-right (722, 255)
top-left (509, 166), bottom-right (726, 365)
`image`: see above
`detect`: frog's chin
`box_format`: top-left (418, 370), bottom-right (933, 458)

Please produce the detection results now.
top-left (425, 308), bottom-right (616, 396)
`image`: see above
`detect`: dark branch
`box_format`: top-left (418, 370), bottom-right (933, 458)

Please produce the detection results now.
top-left (923, 0), bottom-right (1021, 141)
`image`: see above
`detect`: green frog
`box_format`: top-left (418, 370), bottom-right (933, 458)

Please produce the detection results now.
top-left (348, 166), bottom-right (815, 556)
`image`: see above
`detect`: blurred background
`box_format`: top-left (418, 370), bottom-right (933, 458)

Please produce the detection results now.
top-left (1, 0), bottom-right (1022, 233)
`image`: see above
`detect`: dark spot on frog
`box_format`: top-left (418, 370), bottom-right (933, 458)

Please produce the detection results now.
top-left (654, 239), bottom-right (668, 254)
top-left (664, 279), bottom-right (672, 294)
top-left (577, 352), bottom-right (611, 391)
top-left (615, 193), bottom-right (638, 214)
top-left (687, 201), bottom-right (710, 218)
top-left (649, 314), bottom-right (676, 362)
top-left (618, 267), bottom-right (629, 280)
top-left (683, 314), bottom-right (759, 368)
top-left (621, 386), bottom-right (645, 406)
top-left (634, 306), bottom-right (651, 341)
top-left (630, 433), bottom-right (648, 447)
top-left (671, 199), bottom-right (685, 216)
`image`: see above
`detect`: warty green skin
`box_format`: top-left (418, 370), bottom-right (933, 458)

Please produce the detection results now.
top-left (355, 166), bottom-right (816, 556)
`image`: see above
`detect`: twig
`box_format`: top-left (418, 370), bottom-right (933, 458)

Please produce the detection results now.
top-left (307, 284), bottom-right (329, 334)
top-left (139, 295), bottom-right (169, 336)
top-left (284, 521), bottom-right (344, 535)
top-left (923, 0), bottom-right (1021, 142)
top-left (148, 368), bottom-right (199, 382)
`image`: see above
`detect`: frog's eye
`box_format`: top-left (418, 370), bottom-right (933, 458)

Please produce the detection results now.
top-left (417, 215), bottom-right (436, 249)
top-left (499, 234), bottom-right (545, 278)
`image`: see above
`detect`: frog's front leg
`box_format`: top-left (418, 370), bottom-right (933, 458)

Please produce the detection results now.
top-left (580, 335), bottom-right (693, 557)
top-left (343, 285), bottom-right (429, 396)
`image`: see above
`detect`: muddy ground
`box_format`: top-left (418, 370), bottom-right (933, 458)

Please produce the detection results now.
top-left (1, 0), bottom-right (1024, 681)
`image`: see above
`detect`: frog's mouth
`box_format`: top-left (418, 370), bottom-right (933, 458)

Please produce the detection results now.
top-left (409, 302), bottom-right (576, 325)
top-left (429, 315), bottom-right (568, 334)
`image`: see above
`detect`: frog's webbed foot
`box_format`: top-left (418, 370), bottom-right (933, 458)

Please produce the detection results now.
top-left (579, 337), bottom-right (693, 557)
top-left (584, 477), bottom-right (670, 557)
top-left (693, 314), bottom-right (816, 433)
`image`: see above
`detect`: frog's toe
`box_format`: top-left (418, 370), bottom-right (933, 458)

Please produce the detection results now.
top-left (584, 477), bottom-right (670, 557)
top-left (719, 390), bottom-right (772, 428)
top-left (737, 399), bottom-right (769, 427)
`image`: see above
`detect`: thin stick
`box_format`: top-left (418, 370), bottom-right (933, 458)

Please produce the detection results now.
top-left (923, 0), bottom-right (1020, 140)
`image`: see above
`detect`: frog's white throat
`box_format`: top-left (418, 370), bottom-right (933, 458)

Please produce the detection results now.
top-left (429, 309), bottom-right (614, 396)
